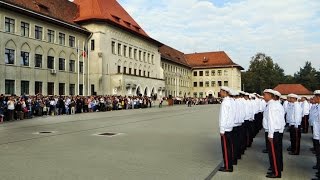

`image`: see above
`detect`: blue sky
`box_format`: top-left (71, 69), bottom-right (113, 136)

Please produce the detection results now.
top-left (118, 0), bottom-right (320, 75)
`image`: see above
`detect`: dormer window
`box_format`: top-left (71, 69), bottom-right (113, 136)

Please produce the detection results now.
top-left (37, 3), bottom-right (49, 13)
top-left (112, 15), bottom-right (121, 22)
top-left (203, 57), bottom-right (208, 63)
top-left (124, 21), bottom-right (131, 27)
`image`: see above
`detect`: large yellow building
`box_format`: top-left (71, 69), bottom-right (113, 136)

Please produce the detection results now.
top-left (0, 0), bottom-right (243, 97)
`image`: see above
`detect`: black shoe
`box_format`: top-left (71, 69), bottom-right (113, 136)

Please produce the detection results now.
top-left (267, 171), bottom-right (274, 175)
top-left (287, 147), bottom-right (292, 151)
top-left (313, 166), bottom-right (318, 170)
top-left (262, 149), bottom-right (268, 153)
top-left (266, 174), bottom-right (281, 178)
top-left (268, 167), bottom-right (272, 171)
top-left (289, 152), bottom-right (299, 155)
top-left (311, 148), bottom-right (315, 151)
top-left (218, 167), bottom-right (233, 172)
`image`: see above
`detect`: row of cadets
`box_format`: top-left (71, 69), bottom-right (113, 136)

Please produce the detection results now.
top-left (311, 90), bottom-right (320, 180)
top-left (286, 94), bottom-right (303, 155)
top-left (262, 89), bottom-right (285, 178)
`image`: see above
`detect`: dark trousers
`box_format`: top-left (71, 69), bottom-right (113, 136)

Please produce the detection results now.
top-left (240, 124), bottom-right (246, 154)
top-left (302, 115), bottom-right (309, 133)
top-left (232, 126), bottom-right (242, 162)
top-left (291, 126), bottom-right (301, 154)
top-left (267, 132), bottom-right (282, 177)
top-left (279, 133), bottom-right (283, 171)
top-left (221, 132), bottom-right (233, 170)
top-left (264, 132), bottom-right (269, 151)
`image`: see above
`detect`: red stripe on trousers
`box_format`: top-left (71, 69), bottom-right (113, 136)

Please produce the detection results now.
top-left (223, 135), bottom-right (229, 170)
top-left (270, 140), bottom-right (279, 176)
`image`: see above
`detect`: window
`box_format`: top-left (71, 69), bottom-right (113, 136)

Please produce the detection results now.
top-left (147, 53), bottom-right (150, 63)
top-left (193, 82), bottom-right (197, 87)
top-left (224, 70), bottom-right (228, 76)
top-left (193, 92), bottom-right (197, 98)
top-left (211, 70), bottom-right (215, 76)
top-left (48, 29), bottom-right (55, 43)
top-left (211, 81), bottom-right (215, 87)
top-left (47, 82), bottom-right (54, 95)
top-left (205, 81), bottom-right (209, 87)
top-left (5, 80), bottom-right (15, 95)
top-left (59, 58), bottom-right (65, 70)
top-left (69, 60), bottom-right (75, 72)
top-left (35, 54), bottom-right (42, 68)
top-left (199, 92), bottom-right (203, 98)
top-left (5, 17), bottom-right (15, 33)
top-left (218, 81), bottom-right (222, 86)
top-left (134, 69), bottom-right (137, 75)
top-left (117, 66), bottom-right (121, 73)
top-left (151, 55), bottom-right (154, 64)
top-left (21, 22), bottom-right (29, 37)
top-left (69, 36), bottom-right (75, 47)
top-left (143, 52), bottom-right (146, 62)
top-left (129, 68), bottom-right (132, 74)
top-left (205, 71), bottom-right (209, 76)
top-left (218, 70), bottom-right (222, 76)
top-left (117, 43), bottom-right (121, 55)
top-left (123, 45), bottom-right (127, 57)
top-left (139, 70), bottom-right (141, 76)
top-left (59, 83), bottom-right (65, 95)
top-left (193, 71), bottom-right (197, 76)
top-left (35, 81), bottom-right (42, 94)
top-left (91, 39), bottom-right (95, 51)
top-left (5, 48), bottom-right (15, 64)
top-left (111, 41), bottom-right (116, 54)
top-left (47, 56), bottom-right (54, 69)
top-left (143, 71), bottom-right (146, 77)
top-left (35, 26), bottom-right (43, 40)
top-left (69, 84), bottom-right (75, 95)
top-left (148, 72), bottom-right (150, 77)
top-left (199, 82), bottom-right (204, 87)
top-left (79, 84), bottom-right (83, 95)
top-left (134, 49), bottom-right (137, 60)
top-left (21, 81), bottom-right (29, 95)
top-left (199, 71), bottom-right (203, 76)
top-left (139, 50), bottom-right (142, 61)
top-left (123, 67), bottom-right (126, 74)
top-left (224, 81), bottom-right (229, 86)
top-left (59, 33), bottom-right (65, 45)
top-left (129, 47), bottom-right (132, 58)
top-left (20, 51), bottom-right (29, 66)
top-left (79, 62), bottom-right (83, 73)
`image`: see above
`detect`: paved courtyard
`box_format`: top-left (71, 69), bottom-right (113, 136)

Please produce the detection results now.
top-left (0, 105), bottom-right (315, 180)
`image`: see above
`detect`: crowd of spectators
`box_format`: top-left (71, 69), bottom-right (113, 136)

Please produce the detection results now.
top-left (0, 94), bottom-right (218, 123)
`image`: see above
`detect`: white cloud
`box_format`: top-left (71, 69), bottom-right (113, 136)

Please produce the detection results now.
top-left (119, 0), bottom-right (320, 74)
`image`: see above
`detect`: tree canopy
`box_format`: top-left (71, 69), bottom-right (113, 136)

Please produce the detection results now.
top-left (241, 53), bottom-right (320, 93)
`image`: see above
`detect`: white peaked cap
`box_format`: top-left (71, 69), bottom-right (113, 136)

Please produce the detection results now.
top-left (314, 90), bottom-right (320, 95)
top-left (273, 90), bottom-right (281, 97)
top-left (263, 89), bottom-right (274, 94)
top-left (220, 86), bottom-right (231, 93)
top-left (230, 90), bottom-right (239, 96)
top-left (287, 93), bottom-right (299, 99)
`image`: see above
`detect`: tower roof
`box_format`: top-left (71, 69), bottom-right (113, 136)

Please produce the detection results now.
top-left (73, 0), bottom-right (149, 38)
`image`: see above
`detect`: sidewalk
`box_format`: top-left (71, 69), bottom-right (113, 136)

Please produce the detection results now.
top-left (213, 129), bottom-right (316, 180)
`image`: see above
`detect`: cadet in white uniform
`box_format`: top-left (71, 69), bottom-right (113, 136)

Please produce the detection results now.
top-left (312, 90), bottom-right (320, 180)
top-left (218, 86), bottom-right (235, 172)
top-left (301, 96), bottom-right (310, 133)
top-left (263, 89), bottom-right (284, 178)
top-left (287, 94), bottom-right (303, 155)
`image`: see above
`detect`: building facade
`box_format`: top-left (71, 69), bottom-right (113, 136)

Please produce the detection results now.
top-left (0, 0), bottom-right (89, 96)
top-left (0, 0), bottom-right (242, 98)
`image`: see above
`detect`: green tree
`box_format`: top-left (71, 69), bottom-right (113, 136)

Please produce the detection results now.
top-left (293, 61), bottom-right (319, 91)
top-left (242, 53), bottom-right (285, 94)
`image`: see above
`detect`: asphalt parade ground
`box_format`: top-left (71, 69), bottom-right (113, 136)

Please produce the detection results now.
top-left (0, 105), bottom-right (314, 180)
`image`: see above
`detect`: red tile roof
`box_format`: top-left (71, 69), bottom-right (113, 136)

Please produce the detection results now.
top-left (3, 0), bottom-right (80, 26)
top-left (273, 84), bottom-right (313, 95)
top-left (73, 0), bottom-right (149, 38)
top-left (184, 51), bottom-right (244, 70)
top-left (159, 45), bottom-right (190, 67)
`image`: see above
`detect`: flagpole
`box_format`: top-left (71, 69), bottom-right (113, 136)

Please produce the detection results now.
top-left (82, 41), bottom-right (85, 96)
top-left (77, 40), bottom-right (80, 95)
